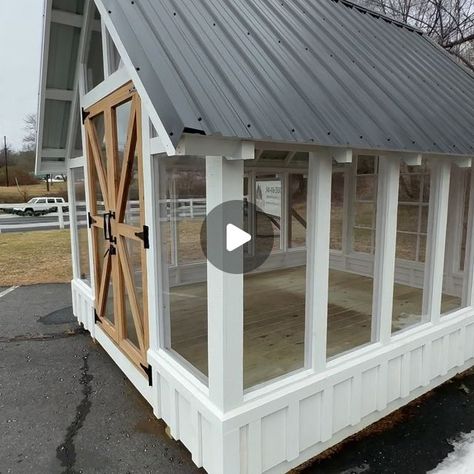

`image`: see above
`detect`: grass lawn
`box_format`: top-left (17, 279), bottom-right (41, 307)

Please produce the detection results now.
top-left (0, 183), bottom-right (68, 203)
top-left (0, 230), bottom-right (72, 286)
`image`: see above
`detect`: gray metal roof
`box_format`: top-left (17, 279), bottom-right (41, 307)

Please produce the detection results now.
top-left (101, 0), bottom-right (474, 156)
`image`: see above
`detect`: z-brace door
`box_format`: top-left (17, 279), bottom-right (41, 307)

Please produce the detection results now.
top-left (84, 82), bottom-right (149, 370)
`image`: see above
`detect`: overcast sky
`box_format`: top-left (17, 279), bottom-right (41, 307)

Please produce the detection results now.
top-left (0, 0), bottom-right (44, 151)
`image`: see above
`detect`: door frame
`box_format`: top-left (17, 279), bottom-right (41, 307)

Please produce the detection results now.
top-left (84, 81), bottom-right (149, 369)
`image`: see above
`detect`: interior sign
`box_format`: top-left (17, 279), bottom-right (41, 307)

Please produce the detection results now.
top-left (256, 180), bottom-right (282, 217)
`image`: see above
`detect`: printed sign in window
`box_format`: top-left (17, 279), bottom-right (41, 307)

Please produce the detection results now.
top-left (256, 180), bottom-right (282, 218)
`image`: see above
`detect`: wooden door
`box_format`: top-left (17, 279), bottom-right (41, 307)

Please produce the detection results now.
top-left (84, 82), bottom-right (149, 371)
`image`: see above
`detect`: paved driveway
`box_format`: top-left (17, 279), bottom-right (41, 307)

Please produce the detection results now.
top-left (0, 284), bottom-right (200, 474)
top-left (2, 284), bottom-right (474, 474)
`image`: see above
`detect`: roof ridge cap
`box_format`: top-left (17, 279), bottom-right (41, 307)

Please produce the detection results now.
top-left (334, 0), bottom-right (423, 34)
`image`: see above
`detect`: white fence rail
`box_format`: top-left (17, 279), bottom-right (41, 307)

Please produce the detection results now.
top-left (0, 199), bottom-right (207, 233)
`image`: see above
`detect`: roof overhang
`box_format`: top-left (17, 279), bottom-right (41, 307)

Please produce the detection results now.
top-left (36, 0), bottom-right (88, 175)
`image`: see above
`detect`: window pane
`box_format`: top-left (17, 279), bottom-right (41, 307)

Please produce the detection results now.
top-left (244, 162), bottom-right (307, 388)
top-left (356, 175), bottom-right (376, 200)
top-left (353, 228), bottom-right (374, 254)
top-left (85, 8), bottom-right (104, 92)
top-left (256, 175), bottom-right (282, 252)
top-left (392, 158), bottom-right (431, 333)
top-left (289, 174), bottom-right (307, 248)
top-left (442, 167), bottom-right (472, 316)
top-left (72, 168), bottom-right (90, 283)
top-left (160, 157), bottom-right (208, 380)
top-left (460, 171), bottom-right (471, 271)
top-left (328, 160), bottom-right (374, 358)
top-left (352, 156), bottom-right (377, 254)
top-left (354, 202), bottom-right (374, 227)
top-left (330, 171), bottom-right (345, 251)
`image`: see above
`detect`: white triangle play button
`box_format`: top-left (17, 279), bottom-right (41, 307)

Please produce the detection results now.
top-left (226, 224), bottom-right (251, 252)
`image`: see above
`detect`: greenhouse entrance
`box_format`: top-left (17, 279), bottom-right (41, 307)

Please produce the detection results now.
top-left (84, 82), bottom-right (149, 369)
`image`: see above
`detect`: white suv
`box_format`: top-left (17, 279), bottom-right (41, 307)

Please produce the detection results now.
top-left (13, 197), bottom-right (68, 216)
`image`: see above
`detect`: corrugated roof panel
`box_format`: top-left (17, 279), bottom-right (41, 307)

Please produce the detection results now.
top-left (100, 0), bottom-right (474, 155)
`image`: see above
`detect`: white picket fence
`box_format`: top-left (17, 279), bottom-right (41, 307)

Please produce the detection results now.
top-left (0, 199), bottom-right (206, 233)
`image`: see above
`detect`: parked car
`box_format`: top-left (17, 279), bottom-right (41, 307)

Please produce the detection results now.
top-left (13, 197), bottom-right (68, 216)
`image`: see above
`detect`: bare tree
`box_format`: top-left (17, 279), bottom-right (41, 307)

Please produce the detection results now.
top-left (22, 113), bottom-right (37, 152)
top-left (357, 0), bottom-right (474, 69)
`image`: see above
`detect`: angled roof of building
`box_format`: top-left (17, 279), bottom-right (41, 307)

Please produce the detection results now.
top-left (99, 0), bottom-right (474, 156)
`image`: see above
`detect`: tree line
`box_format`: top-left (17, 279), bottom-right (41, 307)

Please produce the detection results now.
top-left (357, 0), bottom-right (474, 69)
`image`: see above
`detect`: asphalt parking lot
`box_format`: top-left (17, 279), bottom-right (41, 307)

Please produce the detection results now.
top-left (2, 284), bottom-right (474, 474)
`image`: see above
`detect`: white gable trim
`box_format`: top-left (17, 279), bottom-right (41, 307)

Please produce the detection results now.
top-left (94, 0), bottom-right (176, 156)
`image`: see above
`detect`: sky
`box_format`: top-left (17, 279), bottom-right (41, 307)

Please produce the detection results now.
top-left (0, 0), bottom-right (44, 151)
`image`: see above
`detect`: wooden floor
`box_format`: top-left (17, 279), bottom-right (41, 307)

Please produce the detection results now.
top-left (169, 267), bottom-right (462, 389)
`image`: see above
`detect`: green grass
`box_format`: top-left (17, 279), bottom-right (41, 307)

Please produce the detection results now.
top-left (0, 230), bottom-right (72, 286)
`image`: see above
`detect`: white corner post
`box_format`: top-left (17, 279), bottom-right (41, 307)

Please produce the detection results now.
top-left (464, 165), bottom-right (474, 306)
top-left (142, 112), bottom-right (165, 355)
top-left (307, 151), bottom-right (332, 372)
top-left (206, 156), bottom-right (244, 412)
top-left (372, 156), bottom-right (400, 344)
top-left (422, 159), bottom-right (451, 324)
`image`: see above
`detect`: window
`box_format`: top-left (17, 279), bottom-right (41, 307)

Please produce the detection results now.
top-left (243, 161), bottom-right (308, 389)
top-left (353, 156), bottom-right (378, 254)
top-left (288, 173), bottom-right (307, 248)
top-left (392, 159), bottom-right (431, 334)
top-left (84, 5), bottom-right (104, 92)
top-left (395, 161), bottom-right (430, 262)
top-left (72, 168), bottom-right (90, 283)
top-left (442, 167), bottom-right (472, 316)
top-left (328, 159), bottom-right (374, 358)
top-left (255, 174), bottom-right (282, 253)
top-left (460, 169), bottom-right (471, 271)
top-left (160, 157), bottom-right (208, 380)
top-left (330, 165), bottom-right (346, 251)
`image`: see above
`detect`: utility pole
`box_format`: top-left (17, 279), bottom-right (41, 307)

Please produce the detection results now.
top-left (3, 136), bottom-right (9, 187)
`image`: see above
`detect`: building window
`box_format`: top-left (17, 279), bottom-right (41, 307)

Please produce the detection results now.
top-left (84, 5), bottom-right (104, 92)
top-left (442, 167), bottom-right (472, 316)
top-left (328, 159), bottom-right (374, 358)
top-left (395, 161), bottom-right (430, 262)
top-left (72, 167), bottom-right (90, 284)
top-left (392, 159), bottom-right (431, 334)
top-left (159, 157), bottom-right (208, 381)
top-left (330, 165), bottom-right (346, 251)
top-left (288, 173), bottom-right (307, 249)
top-left (353, 155), bottom-right (378, 254)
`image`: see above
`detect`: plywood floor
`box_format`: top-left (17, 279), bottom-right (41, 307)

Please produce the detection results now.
top-left (168, 267), bottom-right (462, 389)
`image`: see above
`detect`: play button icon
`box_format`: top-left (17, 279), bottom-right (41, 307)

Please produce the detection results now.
top-left (226, 224), bottom-right (252, 252)
top-left (200, 200), bottom-right (275, 274)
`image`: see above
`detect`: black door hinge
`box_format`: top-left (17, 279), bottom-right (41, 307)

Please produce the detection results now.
top-left (94, 309), bottom-right (100, 323)
top-left (140, 364), bottom-right (153, 386)
top-left (135, 225), bottom-right (150, 249)
top-left (82, 108), bottom-right (90, 124)
top-left (87, 212), bottom-right (96, 229)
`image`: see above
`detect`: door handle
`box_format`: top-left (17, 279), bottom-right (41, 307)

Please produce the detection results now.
top-left (103, 213), bottom-right (111, 242)
top-left (103, 211), bottom-right (116, 244)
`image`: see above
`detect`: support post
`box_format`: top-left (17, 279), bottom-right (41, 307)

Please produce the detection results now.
top-left (58, 204), bottom-right (65, 229)
top-left (463, 166), bottom-right (474, 306)
top-left (307, 151), bottom-right (332, 372)
top-left (423, 159), bottom-right (451, 323)
top-left (372, 156), bottom-right (400, 344)
top-left (207, 156), bottom-right (244, 412)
